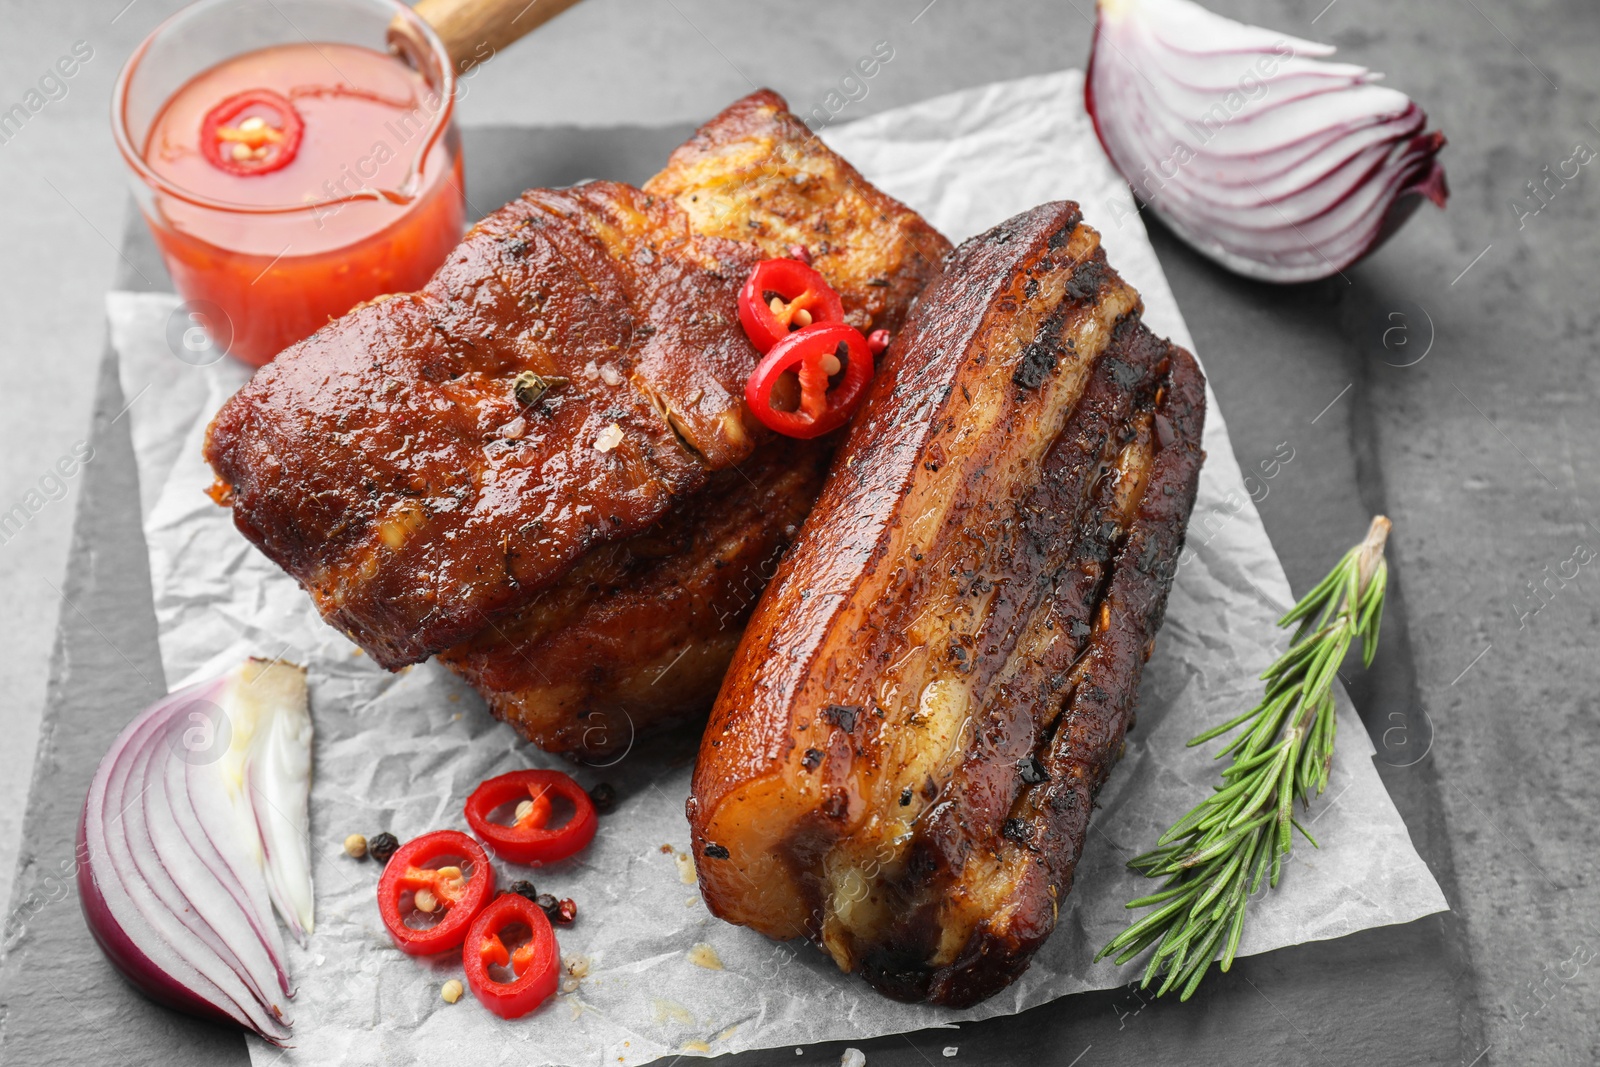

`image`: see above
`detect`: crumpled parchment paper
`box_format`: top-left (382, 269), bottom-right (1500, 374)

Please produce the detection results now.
top-left (107, 68), bottom-right (1446, 1067)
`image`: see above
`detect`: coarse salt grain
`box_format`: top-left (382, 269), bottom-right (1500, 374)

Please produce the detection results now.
top-left (595, 423), bottom-right (624, 452)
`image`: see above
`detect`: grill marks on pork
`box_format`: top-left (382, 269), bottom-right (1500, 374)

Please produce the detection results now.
top-left (687, 202), bottom-right (1206, 1007)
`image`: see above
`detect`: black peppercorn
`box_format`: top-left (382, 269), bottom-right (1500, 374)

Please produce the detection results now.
top-left (703, 843), bottom-right (730, 860)
top-left (536, 892), bottom-right (560, 918)
top-left (368, 831), bottom-right (399, 865)
top-left (589, 782), bottom-right (617, 814)
top-left (509, 879), bottom-right (539, 903)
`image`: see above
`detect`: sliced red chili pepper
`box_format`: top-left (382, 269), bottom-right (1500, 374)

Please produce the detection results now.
top-left (464, 770), bottom-right (598, 866)
top-left (377, 830), bottom-right (494, 955)
top-left (199, 89), bottom-right (304, 176)
top-left (738, 258), bottom-right (847, 354)
top-left (745, 322), bottom-right (874, 439)
top-left (463, 892), bottom-right (560, 1019)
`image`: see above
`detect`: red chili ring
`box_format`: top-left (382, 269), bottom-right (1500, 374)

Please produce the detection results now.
top-left (737, 258), bottom-right (847, 354)
top-left (463, 892), bottom-right (561, 1019)
top-left (377, 830), bottom-right (494, 956)
top-left (199, 89), bottom-right (304, 176)
top-left (464, 770), bottom-right (598, 866)
top-left (744, 322), bottom-right (874, 440)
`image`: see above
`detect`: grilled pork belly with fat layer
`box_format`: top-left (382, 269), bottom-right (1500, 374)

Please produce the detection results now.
top-left (205, 90), bottom-right (950, 758)
top-left (688, 202), bottom-right (1206, 1006)
top-left (205, 180), bottom-right (765, 668)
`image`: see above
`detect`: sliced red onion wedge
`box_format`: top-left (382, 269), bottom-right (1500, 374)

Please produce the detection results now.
top-left (78, 659), bottom-right (313, 1043)
top-left (1087, 0), bottom-right (1447, 282)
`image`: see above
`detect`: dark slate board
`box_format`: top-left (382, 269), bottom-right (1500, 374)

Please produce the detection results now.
top-left (0, 125), bottom-right (1478, 1066)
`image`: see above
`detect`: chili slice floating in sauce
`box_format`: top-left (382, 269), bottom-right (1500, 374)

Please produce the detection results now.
top-left (737, 258), bottom-right (847, 354)
top-left (464, 770), bottom-right (598, 866)
top-left (745, 322), bottom-right (873, 439)
top-left (463, 892), bottom-right (561, 1019)
top-left (377, 830), bottom-right (494, 955)
top-left (199, 89), bottom-right (304, 176)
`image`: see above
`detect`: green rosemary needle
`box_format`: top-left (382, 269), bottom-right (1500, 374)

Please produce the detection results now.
top-left (1096, 515), bottom-right (1392, 1000)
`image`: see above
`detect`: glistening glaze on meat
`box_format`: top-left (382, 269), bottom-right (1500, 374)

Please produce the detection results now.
top-left (687, 201), bottom-right (1206, 1007)
top-left (205, 90), bottom-right (948, 687)
top-left (205, 181), bottom-right (763, 667)
top-left (426, 92), bottom-right (949, 756)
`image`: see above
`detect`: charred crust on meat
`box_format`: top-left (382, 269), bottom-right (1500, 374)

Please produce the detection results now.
top-left (702, 843), bottom-right (730, 860)
top-left (822, 792), bottom-right (849, 819)
top-left (1017, 756), bottom-right (1050, 784)
top-left (821, 704), bottom-right (861, 732)
top-left (686, 200), bottom-right (1206, 1010)
top-left (1064, 258), bottom-right (1109, 304)
top-left (802, 747), bottom-right (824, 769)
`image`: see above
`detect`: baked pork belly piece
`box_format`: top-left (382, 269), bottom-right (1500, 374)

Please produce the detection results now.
top-left (205, 90), bottom-right (950, 757)
top-left (205, 180), bottom-right (764, 668)
top-left (688, 201), bottom-right (1206, 1006)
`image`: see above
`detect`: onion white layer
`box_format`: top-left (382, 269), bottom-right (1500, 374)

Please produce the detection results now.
top-left (1087, 0), bottom-right (1447, 282)
top-left (79, 658), bottom-right (314, 1043)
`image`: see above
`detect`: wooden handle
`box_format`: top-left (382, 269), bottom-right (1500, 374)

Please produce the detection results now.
top-left (399, 0), bottom-right (586, 76)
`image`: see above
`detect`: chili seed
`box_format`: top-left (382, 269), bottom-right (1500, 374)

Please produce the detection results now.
top-left (440, 979), bottom-right (464, 1004)
top-left (343, 833), bottom-right (368, 859)
top-left (588, 783), bottom-right (617, 814)
top-left (415, 888), bottom-right (439, 913)
top-left (509, 879), bottom-right (539, 902)
top-left (514, 798), bottom-right (535, 823)
top-left (368, 832), bottom-right (399, 865)
top-left (793, 307), bottom-right (813, 328)
top-left (768, 295), bottom-right (785, 315)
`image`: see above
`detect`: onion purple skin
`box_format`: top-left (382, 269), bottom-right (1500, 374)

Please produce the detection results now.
top-left (77, 805), bottom-right (282, 1042)
top-left (1085, 0), bottom-right (1448, 284)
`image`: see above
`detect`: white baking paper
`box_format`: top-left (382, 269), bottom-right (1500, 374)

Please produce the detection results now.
top-left (106, 69), bottom-right (1446, 1067)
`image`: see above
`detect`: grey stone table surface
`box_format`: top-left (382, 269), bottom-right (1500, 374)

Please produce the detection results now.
top-left (2, 2), bottom-right (1596, 1065)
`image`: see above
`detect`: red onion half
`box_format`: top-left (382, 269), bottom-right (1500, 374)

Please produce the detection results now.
top-left (1086, 0), bottom-right (1447, 282)
top-left (79, 658), bottom-right (313, 1044)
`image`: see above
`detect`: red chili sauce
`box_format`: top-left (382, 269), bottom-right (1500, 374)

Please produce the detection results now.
top-left (142, 42), bottom-right (464, 365)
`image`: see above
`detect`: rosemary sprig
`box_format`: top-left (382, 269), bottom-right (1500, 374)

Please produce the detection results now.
top-left (1096, 515), bottom-right (1392, 1000)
